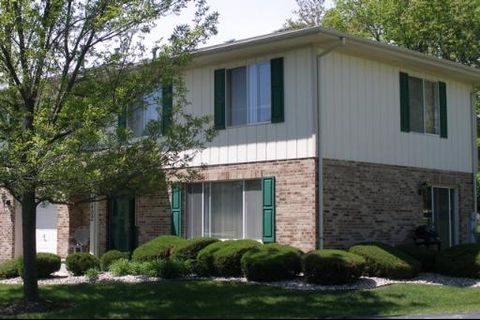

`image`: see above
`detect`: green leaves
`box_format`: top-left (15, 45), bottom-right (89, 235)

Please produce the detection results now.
top-left (0, 0), bottom-right (218, 203)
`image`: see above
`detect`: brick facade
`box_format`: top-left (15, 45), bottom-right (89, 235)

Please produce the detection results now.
top-left (322, 158), bottom-right (474, 249)
top-left (1, 157), bottom-right (475, 259)
top-left (92, 158), bottom-right (318, 255)
top-left (0, 191), bottom-right (15, 261)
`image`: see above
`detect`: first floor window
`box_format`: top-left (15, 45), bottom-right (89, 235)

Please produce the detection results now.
top-left (186, 180), bottom-right (263, 240)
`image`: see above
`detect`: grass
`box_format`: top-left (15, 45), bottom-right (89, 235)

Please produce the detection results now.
top-left (1, 281), bottom-right (480, 319)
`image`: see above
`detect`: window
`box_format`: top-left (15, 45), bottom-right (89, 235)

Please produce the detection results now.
top-left (422, 186), bottom-right (457, 248)
top-left (186, 180), bottom-right (263, 240)
top-left (127, 89), bottom-right (162, 137)
top-left (226, 62), bottom-right (271, 127)
top-left (408, 76), bottom-right (440, 135)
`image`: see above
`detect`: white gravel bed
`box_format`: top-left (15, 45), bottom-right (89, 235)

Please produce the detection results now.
top-left (1, 272), bottom-right (480, 291)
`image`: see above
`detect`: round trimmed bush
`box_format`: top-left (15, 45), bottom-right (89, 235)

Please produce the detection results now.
top-left (304, 250), bottom-right (366, 285)
top-left (241, 244), bottom-right (303, 282)
top-left (435, 244), bottom-right (480, 278)
top-left (396, 244), bottom-right (437, 272)
top-left (349, 242), bottom-right (421, 279)
top-left (100, 250), bottom-right (130, 271)
top-left (0, 258), bottom-right (20, 279)
top-left (197, 240), bottom-right (261, 277)
top-left (17, 253), bottom-right (61, 279)
top-left (172, 237), bottom-right (219, 261)
top-left (132, 236), bottom-right (187, 262)
top-left (66, 253), bottom-right (99, 276)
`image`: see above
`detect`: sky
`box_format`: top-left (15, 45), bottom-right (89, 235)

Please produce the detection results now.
top-left (145, 0), bottom-right (334, 53)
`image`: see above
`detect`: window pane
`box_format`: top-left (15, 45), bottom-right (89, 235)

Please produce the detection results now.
top-left (128, 106), bottom-right (144, 137)
top-left (144, 89), bottom-right (162, 133)
top-left (424, 81), bottom-right (440, 134)
top-left (127, 89), bottom-right (162, 137)
top-left (186, 184), bottom-right (203, 238)
top-left (257, 62), bottom-right (271, 123)
top-left (227, 67), bottom-right (247, 126)
top-left (245, 180), bottom-right (262, 239)
top-left (409, 77), bottom-right (424, 133)
top-left (209, 181), bottom-right (243, 239)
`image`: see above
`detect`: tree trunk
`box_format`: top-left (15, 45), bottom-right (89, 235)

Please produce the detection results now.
top-left (21, 190), bottom-right (39, 302)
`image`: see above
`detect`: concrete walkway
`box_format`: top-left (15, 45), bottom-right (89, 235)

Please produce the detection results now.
top-left (369, 313), bottom-right (480, 319)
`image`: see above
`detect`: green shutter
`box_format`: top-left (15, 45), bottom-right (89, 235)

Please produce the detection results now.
top-left (214, 69), bottom-right (226, 130)
top-left (271, 58), bottom-right (284, 123)
top-left (400, 72), bottom-right (410, 132)
top-left (171, 184), bottom-right (182, 236)
top-left (162, 84), bottom-right (173, 135)
top-left (439, 81), bottom-right (448, 139)
top-left (262, 177), bottom-right (276, 243)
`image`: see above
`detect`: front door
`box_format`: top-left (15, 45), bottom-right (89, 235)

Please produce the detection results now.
top-left (432, 187), bottom-right (456, 248)
top-left (36, 203), bottom-right (58, 254)
top-left (108, 196), bottom-right (137, 252)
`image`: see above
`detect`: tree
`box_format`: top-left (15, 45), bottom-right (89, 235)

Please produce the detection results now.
top-left (321, 0), bottom-right (480, 67)
top-left (285, 0), bottom-right (326, 29)
top-left (0, 0), bottom-right (218, 302)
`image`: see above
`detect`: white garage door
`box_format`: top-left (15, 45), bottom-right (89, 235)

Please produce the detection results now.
top-left (36, 203), bottom-right (58, 254)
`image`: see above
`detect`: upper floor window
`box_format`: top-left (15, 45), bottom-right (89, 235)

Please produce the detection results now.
top-left (400, 72), bottom-right (448, 138)
top-left (409, 77), bottom-right (440, 135)
top-left (226, 62), bottom-right (271, 127)
top-left (214, 57), bottom-right (284, 130)
top-left (124, 84), bottom-right (172, 138)
top-left (127, 90), bottom-right (162, 137)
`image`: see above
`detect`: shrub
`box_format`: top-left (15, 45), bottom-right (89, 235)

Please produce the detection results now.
top-left (17, 253), bottom-right (61, 279)
top-left (241, 244), bottom-right (303, 282)
top-left (172, 238), bottom-right (219, 261)
top-left (109, 258), bottom-right (133, 277)
top-left (304, 250), bottom-right (366, 285)
top-left (197, 240), bottom-right (261, 277)
top-left (85, 268), bottom-right (100, 283)
top-left (396, 244), bottom-right (437, 272)
top-left (66, 253), bottom-right (100, 276)
top-left (435, 244), bottom-right (480, 278)
top-left (100, 250), bottom-right (129, 271)
top-left (156, 260), bottom-right (187, 279)
top-left (349, 242), bottom-right (421, 279)
top-left (0, 258), bottom-right (20, 279)
top-left (132, 236), bottom-right (187, 262)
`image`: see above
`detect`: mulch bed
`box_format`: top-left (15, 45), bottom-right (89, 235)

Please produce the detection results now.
top-left (0, 300), bottom-right (74, 316)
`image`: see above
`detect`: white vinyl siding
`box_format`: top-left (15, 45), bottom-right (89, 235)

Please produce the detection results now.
top-left (320, 52), bottom-right (473, 173)
top-left (183, 47), bottom-right (316, 166)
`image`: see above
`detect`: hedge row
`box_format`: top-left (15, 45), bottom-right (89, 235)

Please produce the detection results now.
top-left (60, 235), bottom-right (480, 282)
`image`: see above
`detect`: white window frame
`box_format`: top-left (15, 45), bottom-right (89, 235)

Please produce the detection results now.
top-left (225, 62), bottom-right (271, 128)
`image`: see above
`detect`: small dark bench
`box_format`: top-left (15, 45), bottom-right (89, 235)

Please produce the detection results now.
top-left (413, 225), bottom-right (441, 250)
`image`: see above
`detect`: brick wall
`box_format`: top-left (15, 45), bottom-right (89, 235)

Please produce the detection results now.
top-left (322, 158), bottom-right (474, 249)
top-left (0, 191), bottom-right (15, 261)
top-left (57, 199), bottom-right (90, 258)
top-left (92, 158), bottom-right (318, 255)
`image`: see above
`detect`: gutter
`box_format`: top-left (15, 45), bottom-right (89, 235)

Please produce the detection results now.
top-left (315, 37), bottom-right (346, 250)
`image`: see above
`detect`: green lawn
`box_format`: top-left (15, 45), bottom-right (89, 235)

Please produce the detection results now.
top-left (1, 281), bottom-right (480, 319)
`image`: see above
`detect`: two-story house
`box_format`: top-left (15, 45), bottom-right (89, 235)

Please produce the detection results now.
top-left (2, 26), bottom-right (479, 260)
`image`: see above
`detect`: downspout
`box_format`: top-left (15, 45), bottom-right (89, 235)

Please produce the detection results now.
top-left (471, 92), bottom-right (478, 243)
top-left (315, 37), bottom-right (346, 249)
